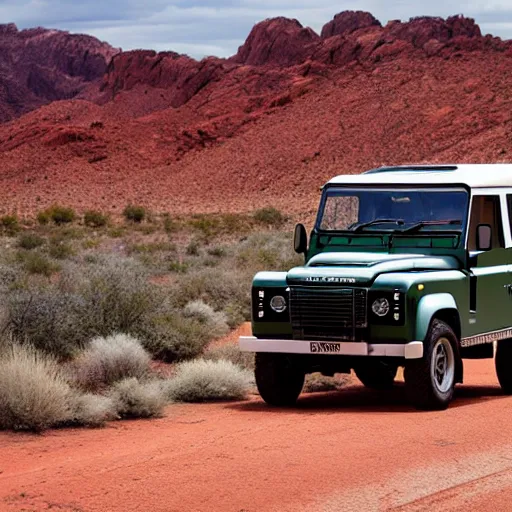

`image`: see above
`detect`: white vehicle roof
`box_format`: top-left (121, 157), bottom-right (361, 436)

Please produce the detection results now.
top-left (327, 164), bottom-right (512, 189)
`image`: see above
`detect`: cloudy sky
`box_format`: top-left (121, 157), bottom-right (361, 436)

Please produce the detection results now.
top-left (1, 0), bottom-right (511, 58)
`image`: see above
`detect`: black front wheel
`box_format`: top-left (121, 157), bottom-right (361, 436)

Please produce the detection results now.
top-left (255, 353), bottom-right (305, 407)
top-left (404, 319), bottom-right (457, 410)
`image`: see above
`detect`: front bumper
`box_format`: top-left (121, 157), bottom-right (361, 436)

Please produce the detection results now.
top-left (239, 336), bottom-right (424, 360)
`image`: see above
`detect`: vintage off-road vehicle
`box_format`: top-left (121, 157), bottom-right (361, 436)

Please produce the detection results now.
top-left (240, 164), bottom-right (512, 410)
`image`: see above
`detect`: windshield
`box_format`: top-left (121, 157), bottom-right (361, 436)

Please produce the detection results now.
top-left (317, 187), bottom-right (469, 233)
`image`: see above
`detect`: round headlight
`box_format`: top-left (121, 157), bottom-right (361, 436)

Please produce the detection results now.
top-left (270, 295), bottom-right (287, 313)
top-left (372, 298), bottom-right (390, 317)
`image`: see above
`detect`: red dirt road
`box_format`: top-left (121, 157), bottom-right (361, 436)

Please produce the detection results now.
top-left (1, 359), bottom-right (512, 512)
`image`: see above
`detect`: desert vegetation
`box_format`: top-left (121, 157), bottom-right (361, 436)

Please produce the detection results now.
top-left (0, 206), bottom-right (300, 431)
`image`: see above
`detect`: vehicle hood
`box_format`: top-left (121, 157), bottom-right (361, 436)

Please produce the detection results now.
top-left (287, 252), bottom-right (460, 286)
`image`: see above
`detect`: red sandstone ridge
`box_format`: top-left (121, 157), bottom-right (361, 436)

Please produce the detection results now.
top-left (1, 11), bottom-right (512, 217)
top-left (0, 23), bottom-right (118, 122)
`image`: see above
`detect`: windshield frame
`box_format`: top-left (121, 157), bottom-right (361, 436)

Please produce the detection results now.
top-left (315, 184), bottom-right (471, 236)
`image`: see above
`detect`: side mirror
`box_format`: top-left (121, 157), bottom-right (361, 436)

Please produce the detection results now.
top-left (477, 224), bottom-right (492, 251)
top-left (294, 223), bottom-right (308, 254)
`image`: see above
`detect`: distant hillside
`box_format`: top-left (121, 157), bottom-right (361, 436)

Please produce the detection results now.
top-left (0, 12), bottom-right (511, 217)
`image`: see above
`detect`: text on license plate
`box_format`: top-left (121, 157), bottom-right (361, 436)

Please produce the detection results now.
top-left (310, 342), bottom-right (341, 354)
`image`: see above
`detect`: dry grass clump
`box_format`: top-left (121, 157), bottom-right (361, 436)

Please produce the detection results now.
top-left (183, 300), bottom-right (229, 339)
top-left (0, 344), bottom-right (72, 431)
top-left (69, 392), bottom-right (117, 427)
top-left (303, 373), bottom-right (351, 393)
top-left (203, 343), bottom-right (255, 371)
top-left (71, 334), bottom-right (151, 391)
top-left (109, 378), bottom-right (167, 418)
top-left (166, 359), bottom-right (252, 403)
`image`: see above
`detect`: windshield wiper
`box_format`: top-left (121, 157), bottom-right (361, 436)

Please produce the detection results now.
top-left (350, 219), bottom-right (404, 233)
top-left (400, 220), bottom-right (462, 234)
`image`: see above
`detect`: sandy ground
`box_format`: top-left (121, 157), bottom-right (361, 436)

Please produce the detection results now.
top-left (1, 359), bottom-right (512, 512)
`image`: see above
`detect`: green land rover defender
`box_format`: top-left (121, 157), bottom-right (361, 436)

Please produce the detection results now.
top-left (239, 164), bottom-right (512, 410)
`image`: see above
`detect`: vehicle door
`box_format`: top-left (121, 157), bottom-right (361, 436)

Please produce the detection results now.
top-left (467, 193), bottom-right (512, 336)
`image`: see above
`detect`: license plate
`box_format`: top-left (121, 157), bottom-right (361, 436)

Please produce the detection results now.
top-left (310, 342), bottom-right (341, 354)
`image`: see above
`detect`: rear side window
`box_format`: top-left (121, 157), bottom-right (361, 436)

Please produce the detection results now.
top-left (507, 195), bottom-right (512, 239)
top-left (468, 195), bottom-right (504, 250)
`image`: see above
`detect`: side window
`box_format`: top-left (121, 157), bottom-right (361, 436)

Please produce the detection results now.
top-left (468, 195), bottom-right (504, 251)
top-left (507, 195), bottom-right (512, 237)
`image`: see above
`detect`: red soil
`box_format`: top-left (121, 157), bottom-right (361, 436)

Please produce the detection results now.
top-left (0, 12), bottom-right (511, 217)
top-left (1, 359), bottom-right (511, 511)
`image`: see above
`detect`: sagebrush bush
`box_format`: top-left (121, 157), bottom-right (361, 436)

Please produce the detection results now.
top-left (109, 378), bottom-right (167, 418)
top-left (49, 239), bottom-right (74, 260)
top-left (71, 334), bottom-right (151, 391)
top-left (203, 344), bottom-right (255, 371)
top-left (43, 205), bottom-right (76, 225)
top-left (69, 392), bottom-right (117, 427)
top-left (6, 290), bottom-right (88, 358)
top-left (0, 214), bottom-right (20, 235)
top-left (166, 359), bottom-right (252, 402)
top-left (138, 312), bottom-right (214, 362)
top-left (123, 204), bottom-right (146, 223)
top-left (17, 233), bottom-right (44, 250)
top-left (0, 344), bottom-right (72, 431)
top-left (84, 210), bottom-right (109, 228)
top-left (253, 207), bottom-right (285, 226)
top-left (17, 251), bottom-right (59, 276)
top-left (70, 255), bottom-right (156, 336)
top-left (183, 301), bottom-right (229, 339)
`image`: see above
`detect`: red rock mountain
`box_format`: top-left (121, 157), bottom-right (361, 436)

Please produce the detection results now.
top-left (0, 12), bottom-right (511, 217)
top-left (0, 23), bottom-right (118, 122)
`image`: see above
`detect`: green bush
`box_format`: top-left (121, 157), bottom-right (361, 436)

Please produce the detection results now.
top-left (165, 360), bottom-right (252, 403)
top-left (72, 334), bottom-right (151, 391)
top-left (0, 215), bottom-right (20, 235)
top-left (17, 251), bottom-right (59, 276)
top-left (17, 233), bottom-right (45, 250)
top-left (109, 378), bottom-right (167, 419)
top-left (49, 240), bottom-right (74, 260)
top-left (123, 204), bottom-right (146, 223)
top-left (6, 290), bottom-right (88, 358)
top-left (0, 344), bottom-right (72, 431)
top-left (43, 205), bottom-right (76, 225)
top-left (84, 210), bottom-right (109, 228)
top-left (253, 207), bottom-right (285, 226)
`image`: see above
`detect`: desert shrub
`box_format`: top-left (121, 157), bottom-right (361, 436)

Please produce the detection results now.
top-left (72, 334), bottom-right (151, 391)
top-left (17, 251), bottom-right (59, 276)
top-left (37, 210), bottom-right (50, 225)
top-left (84, 210), bottom-right (109, 228)
top-left (0, 214), bottom-right (20, 235)
top-left (182, 300), bottom-right (229, 339)
top-left (207, 246), bottom-right (226, 258)
top-left (123, 204), bottom-right (146, 223)
top-left (203, 344), bottom-right (254, 371)
top-left (48, 239), bottom-right (74, 259)
top-left (303, 373), bottom-right (350, 393)
top-left (186, 239), bottom-right (200, 256)
top-left (0, 344), bottom-right (72, 431)
top-left (18, 232), bottom-right (45, 250)
top-left (44, 205), bottom-right (76, 225)
top-left (69, 392), bottom-right (117, 427)
top-left (166, 359), bottom-right (251, 403)
top-left (139, 312), bottom-right (215, 363)
top-left (168, 261), bottom-right (189, 273)
top-left (235, 232), bottom-right (301, 272)
top-left (163, 215), bottom-right (178, 233)
top-left (109, 378), bottom-right (167, 418)
top-left (5, 290), bottom-right (88, 358)
top-left (253, 207), bottom-right (285, 226)
top-left (71, 255), bottom-right (156, 336)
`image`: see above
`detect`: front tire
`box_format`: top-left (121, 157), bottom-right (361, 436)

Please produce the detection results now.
top-left (404, 319), bottom-right (457, 410)
top-left (354, 361), bottom-right (398, 390)
top-left (496, 339), bottom-right (512, 393)
top-left (255, 353), bottom-right (305, 406)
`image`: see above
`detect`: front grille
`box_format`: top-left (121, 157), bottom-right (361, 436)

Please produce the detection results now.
top-left (290, 287), bottom-right (367, 341)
